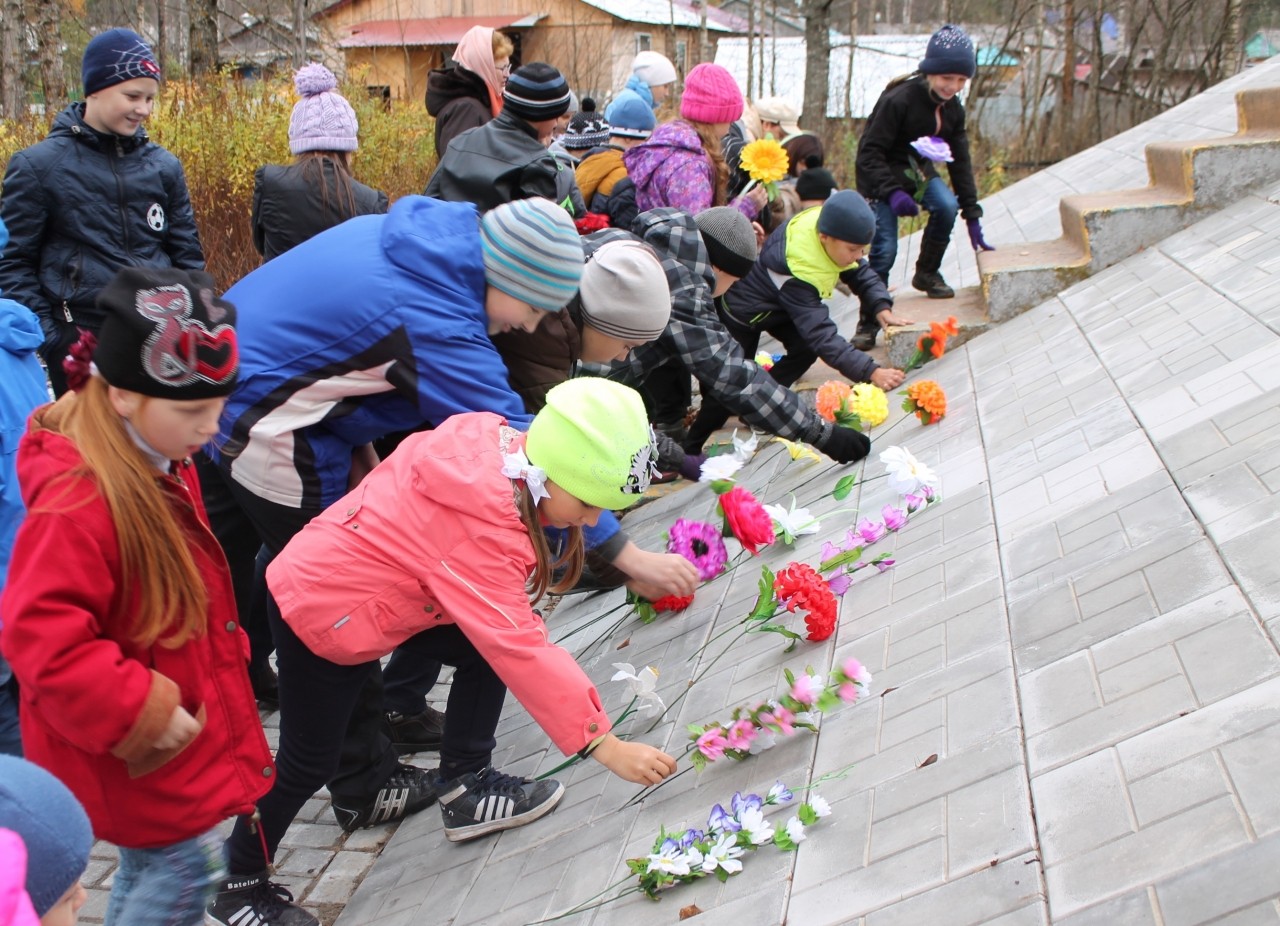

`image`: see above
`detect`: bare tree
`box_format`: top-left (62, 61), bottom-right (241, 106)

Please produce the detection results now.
top-left (190, 0), bottom-right (218, 73)
top-left (1, 0), bottom-right (23, 118)
top-left (801, 0), bottom-right (832, 132)
top-left (34, 0), bottom-right (66, 112)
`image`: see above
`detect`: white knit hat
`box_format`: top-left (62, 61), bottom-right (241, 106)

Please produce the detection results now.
top-left (631, 51), bottom-right (677, 88)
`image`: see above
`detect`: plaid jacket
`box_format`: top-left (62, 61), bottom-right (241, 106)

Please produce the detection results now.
top-left (585, 209), bottom-right (833, 448)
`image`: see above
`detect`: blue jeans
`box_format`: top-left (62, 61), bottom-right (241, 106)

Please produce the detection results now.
top-left (104, 829), bottom-right (225, 926)
top-left (868, 177), bottom-right (960, 284)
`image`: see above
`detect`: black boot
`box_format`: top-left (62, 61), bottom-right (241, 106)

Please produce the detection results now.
top-left (912, 237), bottom-right (955, 299)
top-left (851, 318), bottom-right (879, 351)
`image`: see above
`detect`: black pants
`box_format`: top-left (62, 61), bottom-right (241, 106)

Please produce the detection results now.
top-left (382, 650), bottom-right (444, 715)
top-left (685, 308), bottom-right (817, 453)
top-left (226, 613), bottom-right (507, 874)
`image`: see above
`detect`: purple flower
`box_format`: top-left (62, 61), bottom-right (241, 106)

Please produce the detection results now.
top-left (882, 505), bottom-right (908, 532)
top-left (731, 791), bottom-right (763, 816)
top-left (854, 518), bottom-right (886, 545)
top-left (903, 491), bottom-right (926, 512)
top-left (821, 540), bottom-right (843, 561)
top-left (668, 518), bottom-right (729, 581)
top-left (828, 572), bottom-right (854, 597)
top-left (910, 135), bottom-right (954, 163)
top-left (708, 803), bottom-right (741, 833)
top-left (679, 827), bottom-right (705, 849)
top-left (875, 557), bottom-right (896, 574)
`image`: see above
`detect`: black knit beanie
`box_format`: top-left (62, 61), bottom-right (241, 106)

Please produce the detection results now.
top-left (503, 63), bottom-right (572, 121)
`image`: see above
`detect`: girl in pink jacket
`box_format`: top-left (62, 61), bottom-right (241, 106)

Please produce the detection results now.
top-left (220, 379), bottom-right (675, 887)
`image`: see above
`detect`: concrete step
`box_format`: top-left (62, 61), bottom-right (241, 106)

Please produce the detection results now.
top-left (884, 286), bottom-right (990, 370)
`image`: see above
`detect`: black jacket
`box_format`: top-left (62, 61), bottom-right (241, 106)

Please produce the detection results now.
top-left (251, 160), bottom-right (388, 262)
top-left (855, 75), bottom-right (982, 219)
top-left (0, 102), bottom-right (204, 349)
top-left (425, 64), bottom-right (493, 158)
top-left (424, 111), bottom-right (561, 211)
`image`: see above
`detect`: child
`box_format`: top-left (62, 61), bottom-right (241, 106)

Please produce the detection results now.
top-left (425, 25), bottom-right (513, 158)
top-left (0, 217), bottom-right (49, 757)
top-left (689, 190), bottom-right (909, 458)
top-left (206, 379), bottom-right (677, 917)
top-left (425, 62), bottom-right (573, 210)
top-left (252, 63), bottom-right (388, 262)
top-left (0, 268), bottom-right (275, 924)
top-left (0, 28), bottom-right (204, 396)
top-left (575, 94), bottom-right (656, 229)
top-left (0, 755), bottom-right (93, 926)
top-left (608, 50), bottom-right (678, 115)
top-left (855, 23), bottom-right (994, 303)
top-left (624, 63), bottom-right (769, 221)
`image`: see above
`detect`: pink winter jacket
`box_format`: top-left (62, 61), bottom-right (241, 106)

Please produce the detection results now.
top-left (266, 412), bottom-right (611, 756)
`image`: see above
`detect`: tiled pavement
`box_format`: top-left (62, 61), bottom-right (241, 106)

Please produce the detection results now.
top-left (75, 62), bottom-right (1280, 926)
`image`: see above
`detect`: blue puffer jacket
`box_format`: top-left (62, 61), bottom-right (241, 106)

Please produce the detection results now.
top-left (0, 103), bottom-right (204, 351)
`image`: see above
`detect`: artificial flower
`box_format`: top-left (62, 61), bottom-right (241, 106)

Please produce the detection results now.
top-left (652, 593), bottom-right (695, 613)
top-left (773, 436), bottom-right (822, 463)
top-left (903, 315), bottom-right (958, 372)
top-left (748, 727), bottom-right (777, 754)
top-left (784, 816), bottom-right (807, 844)
top-left (790, 672), bottom-right (824, 705)
top-left (573, 212), bottom-right (611, 235)
top-left (842, 657), bottom-right (872, 688)
top-left (853, 518), bottom-right (886, 545)
top-left (700, 453), bottom-right (745, 483)
top-left (708, 803), bottom-right (740, 833)
top-left (767, 781), bottom-right (795, 803)
top-left (667, 518), bottom-right (729, 580)
top-left (849, 382), bottom-right (888, 427)
top-left (879, 446), bottom-right (940, 497)
top-left (611, 663), bottom-right (665, 715)
top-left (808, 794), bottom-right (832, 818)
top-left (646, 840), bottom-right (692, 876)
top-left (731, 429), bottom-right (760, 461)
top-left (718, 486), bottom-right (777, 555)
top-left (815, 380), bottom-right (861, 428)
top-left (738, 806), bottom-right (775, 845)
top-left (732, 790), bottom-right (764, 816)
top-left (702, 833), bottom-right (745, 875)
top-left (740, 137), bottom-right (790, 200)
top-left (910, 135), bottom-right (954, 162)
top-left (827, 573), bottom-right (854, 597)
top-left (696, 728), bottom-right (730, 761)
top-left (904, 380), bottom-right (947, 425)
top-left (774, 563), bottom-right (838, 641)
top-left (726, 718), bottom-right (758, 751)
top-left (753, 350), bottom-right (775, 371)
top-left (882, 504), bottom-right (908, 532)
top-left (763, 498), bottom-right (820, 545)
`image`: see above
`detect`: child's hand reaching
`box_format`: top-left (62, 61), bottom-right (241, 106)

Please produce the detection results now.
top-left (154, 705), bottom-right (201, 751)
top-left (613, 543), bottom-right (699, 598)
top-left (591, 734), bottom-right (677, 784)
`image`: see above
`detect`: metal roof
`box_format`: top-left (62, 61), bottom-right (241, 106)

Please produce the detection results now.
top-left (336, 14), bottom-right (544, 48)
top-left (574, 0), bottom-right (733, 32)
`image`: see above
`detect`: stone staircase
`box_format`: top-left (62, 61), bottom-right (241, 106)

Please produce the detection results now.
top-left (879, 84), bottom-right (1280, 370)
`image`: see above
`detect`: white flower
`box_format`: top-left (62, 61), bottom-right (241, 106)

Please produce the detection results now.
top-left (646, 843), bottom-right (691, 876)
top-left (747, 726), bottom-right (778, 754)
top-left (610, 663), bottom-right (665, 715)
top-left (793, 711), bottom-right (818, 727)
top-left (785, 816), bottom-right (807, 844)
top-left (701, 832), bottom-right (745, 875)
top-left (738, 807), bottom-right (774, 845)
top-left (731, 429), bottom-right (760, 462)
top-left (763, 498), bottom-right (820, 543)
top-left (808, 795), bottom-right (832, 818)
top-left (879, 445), bottom-right (941, 497)
top-left (700, 453), bottom-right (745, 483)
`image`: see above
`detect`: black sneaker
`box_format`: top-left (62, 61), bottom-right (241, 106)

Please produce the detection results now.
top-left (204, 870), bottom-right (319, 926)
top-left (438, 766), bottom-right (565, 842)
top-left (386, 705), bottom-right (445, 755)
top-left (330, 763), bottom-right (438, 832)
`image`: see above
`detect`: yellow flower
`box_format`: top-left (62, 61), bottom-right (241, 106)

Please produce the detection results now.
top-left (740, 138), bottom-right (790, 184)
top-left (849, 383), bottom-right (888, 428)
top-left (772, 437), bottom-right (822, 463)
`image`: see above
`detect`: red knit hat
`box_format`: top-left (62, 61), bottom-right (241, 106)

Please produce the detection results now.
top-left (680, 63), bottom-right (744, 125)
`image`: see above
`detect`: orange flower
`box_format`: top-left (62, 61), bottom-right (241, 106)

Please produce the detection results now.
top-left (815, 381), bottom-right (852, 422)
top-left (905, 380), bottom-right (947, 424)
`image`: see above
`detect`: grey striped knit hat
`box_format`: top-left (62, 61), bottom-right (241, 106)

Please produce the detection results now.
top-left (480, 198), bottom-right (584, 312)
top-left (502, 62), bottom-right (572, 121)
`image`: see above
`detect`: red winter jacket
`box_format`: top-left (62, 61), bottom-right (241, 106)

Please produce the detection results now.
top-left (267, 412), bottom-right (611, 756)
top-left (0, 408), bottom-right (274, 849)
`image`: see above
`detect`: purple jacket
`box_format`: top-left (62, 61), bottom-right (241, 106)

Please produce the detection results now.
top-left (624, 121), bottom-right (759, 220)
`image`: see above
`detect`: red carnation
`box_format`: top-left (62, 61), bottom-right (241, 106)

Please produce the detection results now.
top-left (718, 486), bottom-right (776, 555)
top-left (773, 562), bottom-right (838, 641)
top-left (652, 594), bottom-right (695, 613)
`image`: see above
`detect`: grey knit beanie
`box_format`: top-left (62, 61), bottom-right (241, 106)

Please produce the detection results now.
top-left (0, 756), bottom-right (92, 917)
top-left (694, 207), bottom-right (757, 278)
top-left (817, 190), bottom-right (876, 244)
top-left (579, 240), bottom-right (670, 340)
top-left (480, 198), bottom-right (584, 312)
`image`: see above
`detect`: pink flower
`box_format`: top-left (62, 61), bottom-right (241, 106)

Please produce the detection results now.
top-left (790, 673), bottom-right (824, 705)
top-left (882, 505), bottom-right (908, 531)
top-left (827, 572), bottom-right (853, 597)
top-left (842, 657), bottom-right (872, 688)
top-left (903, 492), bottom-right (927, 512)
top-left (821, 540), bottom-right (843, 561)
top-left (696, 728), bottom-right (730, 761)
top-left (875, 558), bottom-right (896, 573)
top-left (760, 705), bottom-right (796, 736)
top-left (837, 682), bottom-right (860, 702)
top-left (854, 519), bottom-right (885, 545)
top-left (725, 718), bottom-right (758, 750)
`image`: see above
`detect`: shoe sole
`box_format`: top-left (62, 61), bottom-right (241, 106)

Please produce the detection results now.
top-left (443, 781), bottom-right (566, 842)
top-left (392, 740), bottom-right (442, 755)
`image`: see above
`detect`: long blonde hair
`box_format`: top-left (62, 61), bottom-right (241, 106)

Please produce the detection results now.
top-left (516, 485), bottom-right (584, 601)
top-left (37, 377), bottom-right (209, 648)
top-left (689, 119), bottom-right (730, 206)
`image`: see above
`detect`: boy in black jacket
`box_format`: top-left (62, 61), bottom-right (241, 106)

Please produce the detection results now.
top-left (0, 28), bottom-right (204, 395)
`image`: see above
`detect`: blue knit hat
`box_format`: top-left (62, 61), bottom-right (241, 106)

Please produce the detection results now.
top-left (480, 198), bottom-right (584, 312)
top-left (918, 24), bottom-right (976, 78)
top-left (0, 757), bottom-right (92, 917)
top-left (82, 28), bottom-right (160, 96)
top-left (605, 92), bottom-right (656, 138)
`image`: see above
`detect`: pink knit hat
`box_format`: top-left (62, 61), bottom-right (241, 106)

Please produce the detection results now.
top-left (680, 63), bottom-right (743, 125)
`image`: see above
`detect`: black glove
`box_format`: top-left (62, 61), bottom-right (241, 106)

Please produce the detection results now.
top-left (817, 425), bottom-right (871, 464)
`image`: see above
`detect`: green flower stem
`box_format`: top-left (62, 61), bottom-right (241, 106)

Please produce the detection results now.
top-left (620, 759), bottom-right (696, 810)
top-left (535, 699), bottom-right (639, 780)
top-left (522, 879), bottom-right (646, 925)
top-left (552, 599), bottom-right (630, 645)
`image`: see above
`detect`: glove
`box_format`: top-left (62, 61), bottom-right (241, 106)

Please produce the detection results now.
top-left (888, 189), bottom-right (920, 218)
top-left (817, 424), bottom-right (871, 464)
top-left (967, 218), bottom-right (995, 251)
top-left (678, 453), bottom-right (706, 482)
